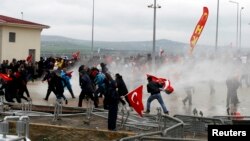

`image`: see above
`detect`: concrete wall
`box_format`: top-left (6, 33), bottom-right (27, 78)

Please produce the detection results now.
top-left (1, 26), bottom-right (42, 62)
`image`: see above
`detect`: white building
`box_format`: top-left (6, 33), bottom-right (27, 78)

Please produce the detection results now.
top-left (0, 15), bottom-right (49, 62)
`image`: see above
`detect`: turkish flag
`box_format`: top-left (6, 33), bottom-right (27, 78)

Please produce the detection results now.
top-left (126, 85), bottom-right (144, 117)
top-left (146, 74), bottom-right (174, 94)
top-left (0, 73), bottom-right (12, 81)
top-left (164, 79), bottom-right (174, 94)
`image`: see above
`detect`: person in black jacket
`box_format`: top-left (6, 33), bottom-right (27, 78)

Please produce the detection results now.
top-left (54, 70), bottom-right (68, 105)
top-left (5, 69), bottom-right (19, 103)
top-left (145, 76), bottom-right (169, 115)
top-left (115, 73), bottom-right (131, 107)
top-left (42, 70), bottom-right (56, 101)
top-left (78, 70), bottom-right (95, 107)
top-left (105, 73), bottom-right (119, 131)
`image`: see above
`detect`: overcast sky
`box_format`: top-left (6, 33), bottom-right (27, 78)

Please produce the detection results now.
top-left (1, 0), bottom-right (250, 47)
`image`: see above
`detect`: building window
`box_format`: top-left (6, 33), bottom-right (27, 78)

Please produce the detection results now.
top-left (9, 32), bottom-right (16, 42)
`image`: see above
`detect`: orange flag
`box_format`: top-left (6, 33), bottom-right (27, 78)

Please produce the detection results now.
top-left (190, 7), bottom-right (209, 53)
top-left (126, 85), bottom-right (144, 117)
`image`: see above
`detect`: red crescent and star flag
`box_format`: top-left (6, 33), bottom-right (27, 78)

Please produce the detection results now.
top-left (146, 74), bottom-right (174, 94)
top-left (126, 85), bottom-right (144, 117)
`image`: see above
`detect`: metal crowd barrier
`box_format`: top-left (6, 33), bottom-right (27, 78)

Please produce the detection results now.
top-left (0, 96), bottom-right (5, 112)
top-left (21, 99), bottom-right (32, 114)
top-left (119, 111), bottom-right (185, 141)
top-left (173, 114), bottom-right (224, 138)
top-left (213, 115), bottom-right (250, 125)
top-left (0, 116), bottom-right (30, 141)
top-left (85, 99), bottom-right (93, 120)
top-left (140, 136), bottom-right (206, 141)
top-left (53, 99), bottom-right (63, 121)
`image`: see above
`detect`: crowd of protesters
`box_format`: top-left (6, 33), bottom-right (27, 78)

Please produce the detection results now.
top-left (84, 49), bottom-right (250, 117)
top-left (0, 56), bottom-right (77, 103)
top-left (77, 62), bottom-right (130, 131)
top-left (0, 48), bottom-right (250, 130)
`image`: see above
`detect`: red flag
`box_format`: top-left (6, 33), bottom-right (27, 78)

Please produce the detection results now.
top-left (26, 54), bottom-right (32, 62)
top-left (66, 71), bottom-right (73, 78)
top-left (146, 74), bottom-right (174, 94)
top-left (126, 85), bottom-right (144, 117)
top-left (146, 74), bottom-right (166, 84)
top-left (164, 79), bottom-right (174, 94)
top-left (0, 73), bottom-right (12, 81)
top-left (72, 51), bottom-right (80, 60)
top-left (190, 7), bottom-right (209, 53)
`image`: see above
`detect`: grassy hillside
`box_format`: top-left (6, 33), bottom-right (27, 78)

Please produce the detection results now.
top-left (41, 35), bottom-right (189, 56)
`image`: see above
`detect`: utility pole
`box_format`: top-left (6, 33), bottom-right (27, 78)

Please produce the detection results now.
top-left (91, 0), bottom-right (95, 56)
top-left (215, 0), bottom-right (219, 51)
top-left (229, 0), bottom-right (239, 49)
top-left (148, 0), bottom-right (161, 72)
top-left (239, 7), bottom-right (244, 50)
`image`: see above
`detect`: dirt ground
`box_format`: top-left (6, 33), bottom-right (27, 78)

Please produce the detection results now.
top-left (30, 114), bottom-right (108, 129)
top-left (6, 114), bottom-right (135, 141)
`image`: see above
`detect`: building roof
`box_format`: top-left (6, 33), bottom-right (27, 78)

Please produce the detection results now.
top-left (0, 15), bottom-right (49, 29)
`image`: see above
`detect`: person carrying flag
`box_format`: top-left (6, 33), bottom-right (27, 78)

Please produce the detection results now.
top-left (145, 76), bottom-right (169, 115)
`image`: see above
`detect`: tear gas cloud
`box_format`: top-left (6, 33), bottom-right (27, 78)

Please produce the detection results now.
top-left (104, 48), bottom-right (246, 91)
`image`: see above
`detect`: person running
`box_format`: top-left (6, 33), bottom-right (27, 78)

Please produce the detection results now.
top-left (182, 85), bottom-right (195, 106)
top-left (78, 70), bottom-right (95, 107)
top-left (226, 75), bottom-right (241, 115)
top-left (16, 67), bottom-right (31, 102)
top-left (61, 68), bottom-right (75, 98)
top-left (90, 68), bottom-right (106, 108)
top-left (209, 80), bottom-right (215, 95)
top-left (42, 70), bottom-right (56, 101)
top-left (54, 70), bottom-right (68, 105)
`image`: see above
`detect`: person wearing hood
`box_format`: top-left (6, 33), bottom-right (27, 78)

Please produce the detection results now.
top-left (115, 73), bottom-right (131, 108)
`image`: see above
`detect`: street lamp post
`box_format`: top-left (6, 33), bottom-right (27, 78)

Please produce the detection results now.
top-left (91, 0), bottom-right (95, 56)
top-left (148, 0), bottom-right (161, 72)
top-left (215, 0), bottom-right (220, 51)
top-left (229, 0), bottom-right (239, 49)
top-left (239, 7), bottom-right (244, 50)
